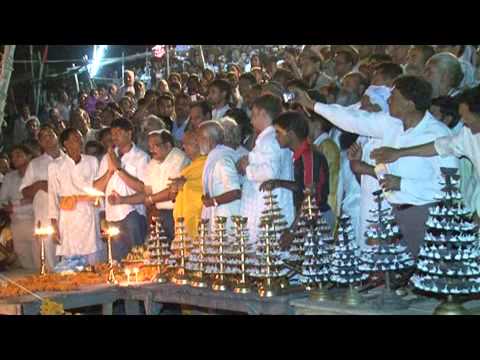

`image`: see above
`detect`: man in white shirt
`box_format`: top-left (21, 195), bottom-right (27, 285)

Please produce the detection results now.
top-left (198, 121), bottom-right (242, 234)
top-left (20, 125), bottom-right (64, 270)
top-left (48, 129), bottom-right (104, 265)
top-left (434, 45), bottom-right (479, 90)
top-left (424, 52), bottom-right (464, 98)
top-left (109, 130), bottom-right (190, 242)
top-left (172, 94), bottom-right (191, 143)
top-left (208, 79), bottom-right (231, 120)
top-left (0, 145), bottom-right (35, 269)
top-left (94, 119), bottom-right (150, 261)
top-left (117, 70), bottom-right (136, 102)
top-left (237, 95), bottom-right (295, 247)
top-left (371, 85), bottom-right (480, 224)
top-left (347, 85), bottom-right (393, 248)
top-left (295, 75), bottom-right (459, 257)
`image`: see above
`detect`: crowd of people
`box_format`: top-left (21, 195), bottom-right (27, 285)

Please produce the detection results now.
top-left (0, 45), bottom-right (479, 291)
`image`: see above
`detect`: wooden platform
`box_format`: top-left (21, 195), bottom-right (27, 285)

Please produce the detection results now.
top-left (290, 288), bottom-right (480, 315)
top-left (3, 269), bottom-right (480, 315)
top-left (0, 270), bottom-right (307, 315)
top-left (120, 283), bottom-right (307, 315)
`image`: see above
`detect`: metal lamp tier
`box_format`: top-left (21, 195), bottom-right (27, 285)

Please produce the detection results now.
top-left (411, 168), bottom-right (480, 315)
top-left (207, 216), bottom-right (229, 292)
top-left (187, 219), bottom-right (210, 288)
top-left (147, 217), bottom-right (171, 284)
top-left (170, 217), bottom-right (192, 286)
top-left (299, 190), bottom-right (332, 301)
top-left (330, 215), bottom-right (368, 306)
top-left (359, 190), bottom-right (415, 310)
top-left (251, 220), bottom-right (289, 298)
top-left (225, 216), bottom-right (255, 294)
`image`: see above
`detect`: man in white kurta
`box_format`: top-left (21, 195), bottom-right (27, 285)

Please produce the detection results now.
top-left (295, 76), bottom-right (458, 256)
top-left (95, 119), bottom-right (150, 261)
top-left (48, 131), bottom-right (104, 264)
top-left (144, 131), bottom-right (190, 241)
top-left (202, 144), bottom-right (242, 235)
top-left (198, 122), bottom-right (242, 235)
top-left (355, 86), bottom-right (392, 248)
top-left (19, 126), bottom-right (64, 270)
top-left (238, 95), bottom-right (295, 246)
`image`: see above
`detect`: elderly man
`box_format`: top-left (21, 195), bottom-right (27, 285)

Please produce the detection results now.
top-left (137, 114), bottom-right (166, 153)
top-left (171, 130), bottom-right (208, 239)
top-left (434, 45), bottom-right (479, 89)
top-left (295, 75), bottom-right (458, 258)
top-left (94, 119), bottom-right (150, 260)
top-left (237, 95), bottom-right (295, 246)
top-left (117, 70), bottom-right (136, 101)
top-left (405, 45), bottom-right (435, 77)
top-left (197, 121), bottom-right (242, 234)
top-left (218, 117), bottom-right (249, 161)
top-left (424, 52), bottom-right (464, 98)
top-left (48, 129), bottom-right (104, 265)
top-left (108, 130), bottom-right (190, 242)
top-left (20, 125), bottom-right (64, 270)
top-left (347, 85), bottom-right (393, 248)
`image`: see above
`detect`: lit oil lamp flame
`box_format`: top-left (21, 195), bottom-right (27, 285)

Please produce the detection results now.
top-left (106, 227), bottom-right (120, 237)
top-left (35, 226), bottom-right (55, 236)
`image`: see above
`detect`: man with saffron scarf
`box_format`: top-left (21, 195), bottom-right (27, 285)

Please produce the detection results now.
top-left (170, 130), bottom-right (207, 238)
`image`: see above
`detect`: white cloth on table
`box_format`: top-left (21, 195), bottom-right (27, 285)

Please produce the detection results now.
top-left (201, 145), bottom-right (242, 234)
top-left (313, 103), bottom-right (459, 206)
top-left (97, 144), bottom-right (150, 222)
top-left (435, 125), bottom-right (480, 215)
top-left (144, 147), bottom-right (190, 210)
top-left (240, 126), bottom-right (295, 246)
top-left (48, 154), bottom-right (104, 258)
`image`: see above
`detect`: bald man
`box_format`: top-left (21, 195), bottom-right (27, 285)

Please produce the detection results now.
top-left (117, 70), bottom-right (136, 102)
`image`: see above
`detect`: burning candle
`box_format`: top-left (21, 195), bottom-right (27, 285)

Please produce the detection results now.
top-left (133, 267), bottom-right (139, 283)
top-left (125, 268), bottom-right (131, 286)
top-left (35, 224), bottom-right (55, 276)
